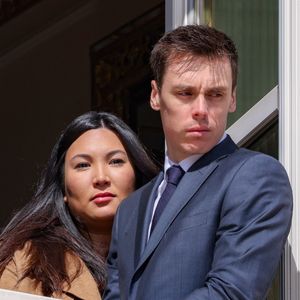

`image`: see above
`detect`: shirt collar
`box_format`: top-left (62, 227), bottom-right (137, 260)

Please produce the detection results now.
top-left (164, 133), bottom-right (227, 173)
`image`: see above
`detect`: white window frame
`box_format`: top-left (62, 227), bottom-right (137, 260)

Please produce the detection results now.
top-left (227, 86), bottom-right (278, 146)
top-left (280, 0), bottom-right (300, 299)
top-left (165, 0), bottom-right (202, 32)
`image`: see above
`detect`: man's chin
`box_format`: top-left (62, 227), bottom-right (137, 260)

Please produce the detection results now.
top-left (183, 142), bottom-right (212, 155)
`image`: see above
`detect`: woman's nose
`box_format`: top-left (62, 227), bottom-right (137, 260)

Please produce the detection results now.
top-left (92, 167), bottom-right (110, 186)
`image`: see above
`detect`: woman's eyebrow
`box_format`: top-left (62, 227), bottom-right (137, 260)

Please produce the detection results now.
top-left (106, 149), bottom-right (127, 159)
top-left (70, 153), bottom-right (91, 161)
top-left (70, 149), bottom-right (127, 161)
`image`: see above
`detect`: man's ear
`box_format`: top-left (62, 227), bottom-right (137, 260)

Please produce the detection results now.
top-left (229, 87), bottom-right (237, 112)
top-left (150, 80), bottom-right (160, 111)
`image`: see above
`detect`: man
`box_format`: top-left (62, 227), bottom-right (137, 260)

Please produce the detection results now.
top-left (104, 25), bottom-right (293, 300)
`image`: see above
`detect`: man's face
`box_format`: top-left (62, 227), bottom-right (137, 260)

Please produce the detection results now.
top-left (150, 56), bottom-right (236, 163)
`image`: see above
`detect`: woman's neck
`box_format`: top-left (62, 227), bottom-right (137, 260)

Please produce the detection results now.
top-left (88, 231), bottom-right (111, 258)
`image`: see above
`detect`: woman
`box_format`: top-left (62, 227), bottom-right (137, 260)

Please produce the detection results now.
top-left (0, 111), bottom-right (159, 299)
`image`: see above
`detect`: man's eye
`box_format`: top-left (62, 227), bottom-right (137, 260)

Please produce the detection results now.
top-left (208, 91), bottom-right (223, 98)
top-left (110, 158), bottom-right (125, 165)
top-left (177, 91), bottom-right (192, 96)
top-left (75, 162), bottom-right (90, 169)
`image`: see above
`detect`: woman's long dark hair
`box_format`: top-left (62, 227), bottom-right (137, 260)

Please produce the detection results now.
top-left (0, 111), bottom-right (159, 296)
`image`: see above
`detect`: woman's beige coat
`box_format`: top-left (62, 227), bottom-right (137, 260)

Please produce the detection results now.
top-left (0, 243), bottom-right (102, 299)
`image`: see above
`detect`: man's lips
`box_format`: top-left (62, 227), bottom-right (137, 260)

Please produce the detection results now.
top-left (186, 126), bottom-right (209, 133)
top-left (91, 192), bottom-right (116, 203)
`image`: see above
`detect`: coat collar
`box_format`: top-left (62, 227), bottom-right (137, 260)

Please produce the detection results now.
top-left (188, 135), bottom-right (238, 171)
top-left (132, 173), bottom-right (164, 267)
top-left (60, 253), bottom-right (101, 300)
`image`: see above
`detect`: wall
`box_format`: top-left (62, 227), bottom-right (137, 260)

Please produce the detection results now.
top-left (0, 0), bottom-right (162, 227)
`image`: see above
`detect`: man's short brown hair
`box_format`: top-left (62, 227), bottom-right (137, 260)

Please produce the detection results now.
top-left (150, 25), bottom-right (238, 90)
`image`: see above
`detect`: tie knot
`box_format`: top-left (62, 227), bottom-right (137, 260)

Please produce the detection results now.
top-left (166, 165), bottom-right (185, 185)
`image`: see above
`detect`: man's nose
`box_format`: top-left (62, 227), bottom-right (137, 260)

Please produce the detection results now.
top-left (192, 96), bottom-right (208, 119)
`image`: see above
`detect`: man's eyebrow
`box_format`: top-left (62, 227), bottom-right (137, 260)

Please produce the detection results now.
top-left (172, 84), bottom-right (194, 90)
top-left (206, 85), bottom-right (228, 91)
top-left (172, 84), bottom-right (229, 91)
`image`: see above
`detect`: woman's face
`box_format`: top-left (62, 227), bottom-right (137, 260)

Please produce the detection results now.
top-left (64, 128), bottom-right (135, 232)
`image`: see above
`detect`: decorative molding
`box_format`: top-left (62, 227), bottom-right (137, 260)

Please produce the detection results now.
top-left (279, 0), bottom-right (300, 299)
top-left (0, 0), bottom-right (42, 26)
top-left (90, 4), bottom-right (164, 121)
top-left (0, 1), bottom-right (94, 69)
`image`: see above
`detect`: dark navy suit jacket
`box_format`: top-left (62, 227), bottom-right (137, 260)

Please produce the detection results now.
top-left (104, 136), bottom-right (293, 300)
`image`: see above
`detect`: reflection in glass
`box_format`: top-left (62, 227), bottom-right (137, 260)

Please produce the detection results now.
top-left (246, 118), bottom-right (278, 159)
top-left (209, 0), bottom-right (278, 126)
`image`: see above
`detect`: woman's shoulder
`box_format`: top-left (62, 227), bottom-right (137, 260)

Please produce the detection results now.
top-left (63, 252), bottom-right (102, 299)
top-left (14, 241), bottom-right (31, 257)
top-left (0, 240), bottom-right (43, 295)
top-left (1, 244), bottom-right (102, 299)
top-left (2, 241), bottom-right (32, 272)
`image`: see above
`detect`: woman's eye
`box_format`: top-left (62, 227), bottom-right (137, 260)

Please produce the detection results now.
top-left (75, 162), bottom-right (90, 169)
top-left (110, 158), bottom-right (125, 165)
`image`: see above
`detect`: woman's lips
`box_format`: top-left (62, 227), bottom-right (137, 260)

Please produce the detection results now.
top-left (91, 192), bottom-right (116, 204)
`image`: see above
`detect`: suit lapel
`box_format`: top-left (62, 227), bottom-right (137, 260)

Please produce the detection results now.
top-left (134, 135), bottom-right (238, 273)
top-left (132, 173), bottom-right (164, 267)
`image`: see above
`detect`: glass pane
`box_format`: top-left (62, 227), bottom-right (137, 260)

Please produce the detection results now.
top-left (245, 119), bottom-right (280, 300)
top-left (266, 267), bottom-right (281, 300)
top-left (210, 0), bottom-right (278, 126)
top-left (246, 119), bottom-right (278, 159)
